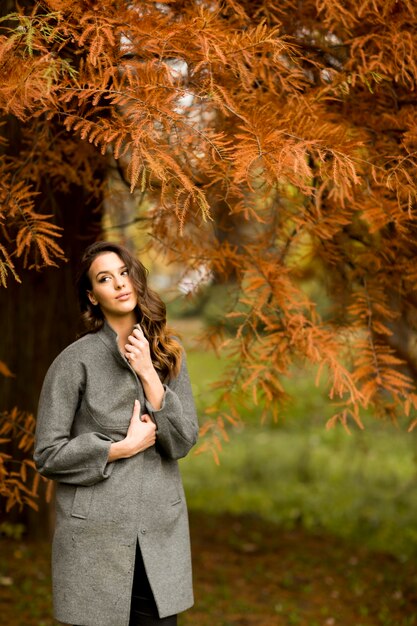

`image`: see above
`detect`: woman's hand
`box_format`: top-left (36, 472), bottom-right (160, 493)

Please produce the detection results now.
top-left (125, 325), bottom-right (165, 410)
top-left (125, 402), bottom-right (156, 454)
top-left (108, 400), bottom-right (156, 462)
top-left (125, 325), bottom-right (154, 378)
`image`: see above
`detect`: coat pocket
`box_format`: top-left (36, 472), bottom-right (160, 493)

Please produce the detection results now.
top-left (71, 485), bottom-right (94, 519)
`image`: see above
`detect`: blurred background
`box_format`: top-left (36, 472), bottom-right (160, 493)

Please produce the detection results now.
top-left (2, 1), bottom-right (417, 624)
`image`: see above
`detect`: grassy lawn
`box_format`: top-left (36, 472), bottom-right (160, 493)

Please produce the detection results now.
top-left (184, 346), bottom-right (417, 559)
top-left (182, 425), bottom-right (417, 558)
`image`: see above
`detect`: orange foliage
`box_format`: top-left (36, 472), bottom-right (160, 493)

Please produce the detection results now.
top-left (0, 402), bottom-right (52, 512)
top-left (1, 0), bottom-right (417, 471)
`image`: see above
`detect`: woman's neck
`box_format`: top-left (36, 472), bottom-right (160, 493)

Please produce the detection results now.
top-left (105, 314), bottom-right (136, 353)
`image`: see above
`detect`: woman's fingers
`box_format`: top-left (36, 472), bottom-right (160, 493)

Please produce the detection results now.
top-left (129, 326), bottom-right (148, 345)
top-left (127, 407), bottom-right (156, 452)
top-left (125, 329), bottom-right (148, 356)
top-left (125, 327), bottom-right (153, 378)
top-left (132, 398), bottom-right (141, 418)
top-left (125, 344), bottom-right (136, 357)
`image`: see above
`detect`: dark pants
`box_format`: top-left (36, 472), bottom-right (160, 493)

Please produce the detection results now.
top-left (128, 543), bottom-right (178, 626)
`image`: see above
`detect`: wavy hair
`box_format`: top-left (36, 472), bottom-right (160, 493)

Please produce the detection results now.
top-left (76, 241), bottom-right (182, 380)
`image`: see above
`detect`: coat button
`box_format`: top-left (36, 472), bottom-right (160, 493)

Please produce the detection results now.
top-left (140, 529), bottom-right (146, 535)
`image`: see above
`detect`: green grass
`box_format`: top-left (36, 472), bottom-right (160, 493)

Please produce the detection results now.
top-left (182, 347), bottom-right (417, 559)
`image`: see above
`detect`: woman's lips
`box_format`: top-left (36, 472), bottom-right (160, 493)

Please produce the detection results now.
top-left (116, 292), bottom-right (131, 301)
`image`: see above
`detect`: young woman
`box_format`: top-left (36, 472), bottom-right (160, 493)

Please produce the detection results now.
top-left (34, 241), bottom-right (199, 626)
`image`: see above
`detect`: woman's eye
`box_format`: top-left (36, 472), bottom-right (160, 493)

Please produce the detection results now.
top-left (98, 276), bottom-right (110, 283)
top-left (121, 270), bottom-right (129, 276)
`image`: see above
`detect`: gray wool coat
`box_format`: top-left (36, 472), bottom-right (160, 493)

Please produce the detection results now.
top-left (34, 321), bottom-right (199, 626)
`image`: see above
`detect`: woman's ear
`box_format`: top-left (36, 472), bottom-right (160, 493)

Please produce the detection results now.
top-left (87, 291), bottom-right (98, 306)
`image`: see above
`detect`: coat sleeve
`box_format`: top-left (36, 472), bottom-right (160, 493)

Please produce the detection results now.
top-left (34, 349), bottom-right (114, 486)
top-left (144, 351), bottom-right (199, 460)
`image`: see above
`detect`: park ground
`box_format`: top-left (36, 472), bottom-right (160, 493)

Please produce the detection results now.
top-left (1, 509), bottom-right (417, 625)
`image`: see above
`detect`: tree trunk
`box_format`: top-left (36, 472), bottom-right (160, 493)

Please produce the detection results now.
top-left (0, 168), bottom-right (103, 539)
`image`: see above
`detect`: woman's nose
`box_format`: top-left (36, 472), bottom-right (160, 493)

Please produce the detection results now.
top-left (114, 276), bottom-right (125, 289)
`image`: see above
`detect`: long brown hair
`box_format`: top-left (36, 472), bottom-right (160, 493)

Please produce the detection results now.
top-left (77, 241), bottom-right (182, 379)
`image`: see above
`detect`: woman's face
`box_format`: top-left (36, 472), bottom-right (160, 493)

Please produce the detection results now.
top-left (87, 252), bottom-right (138, 320)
